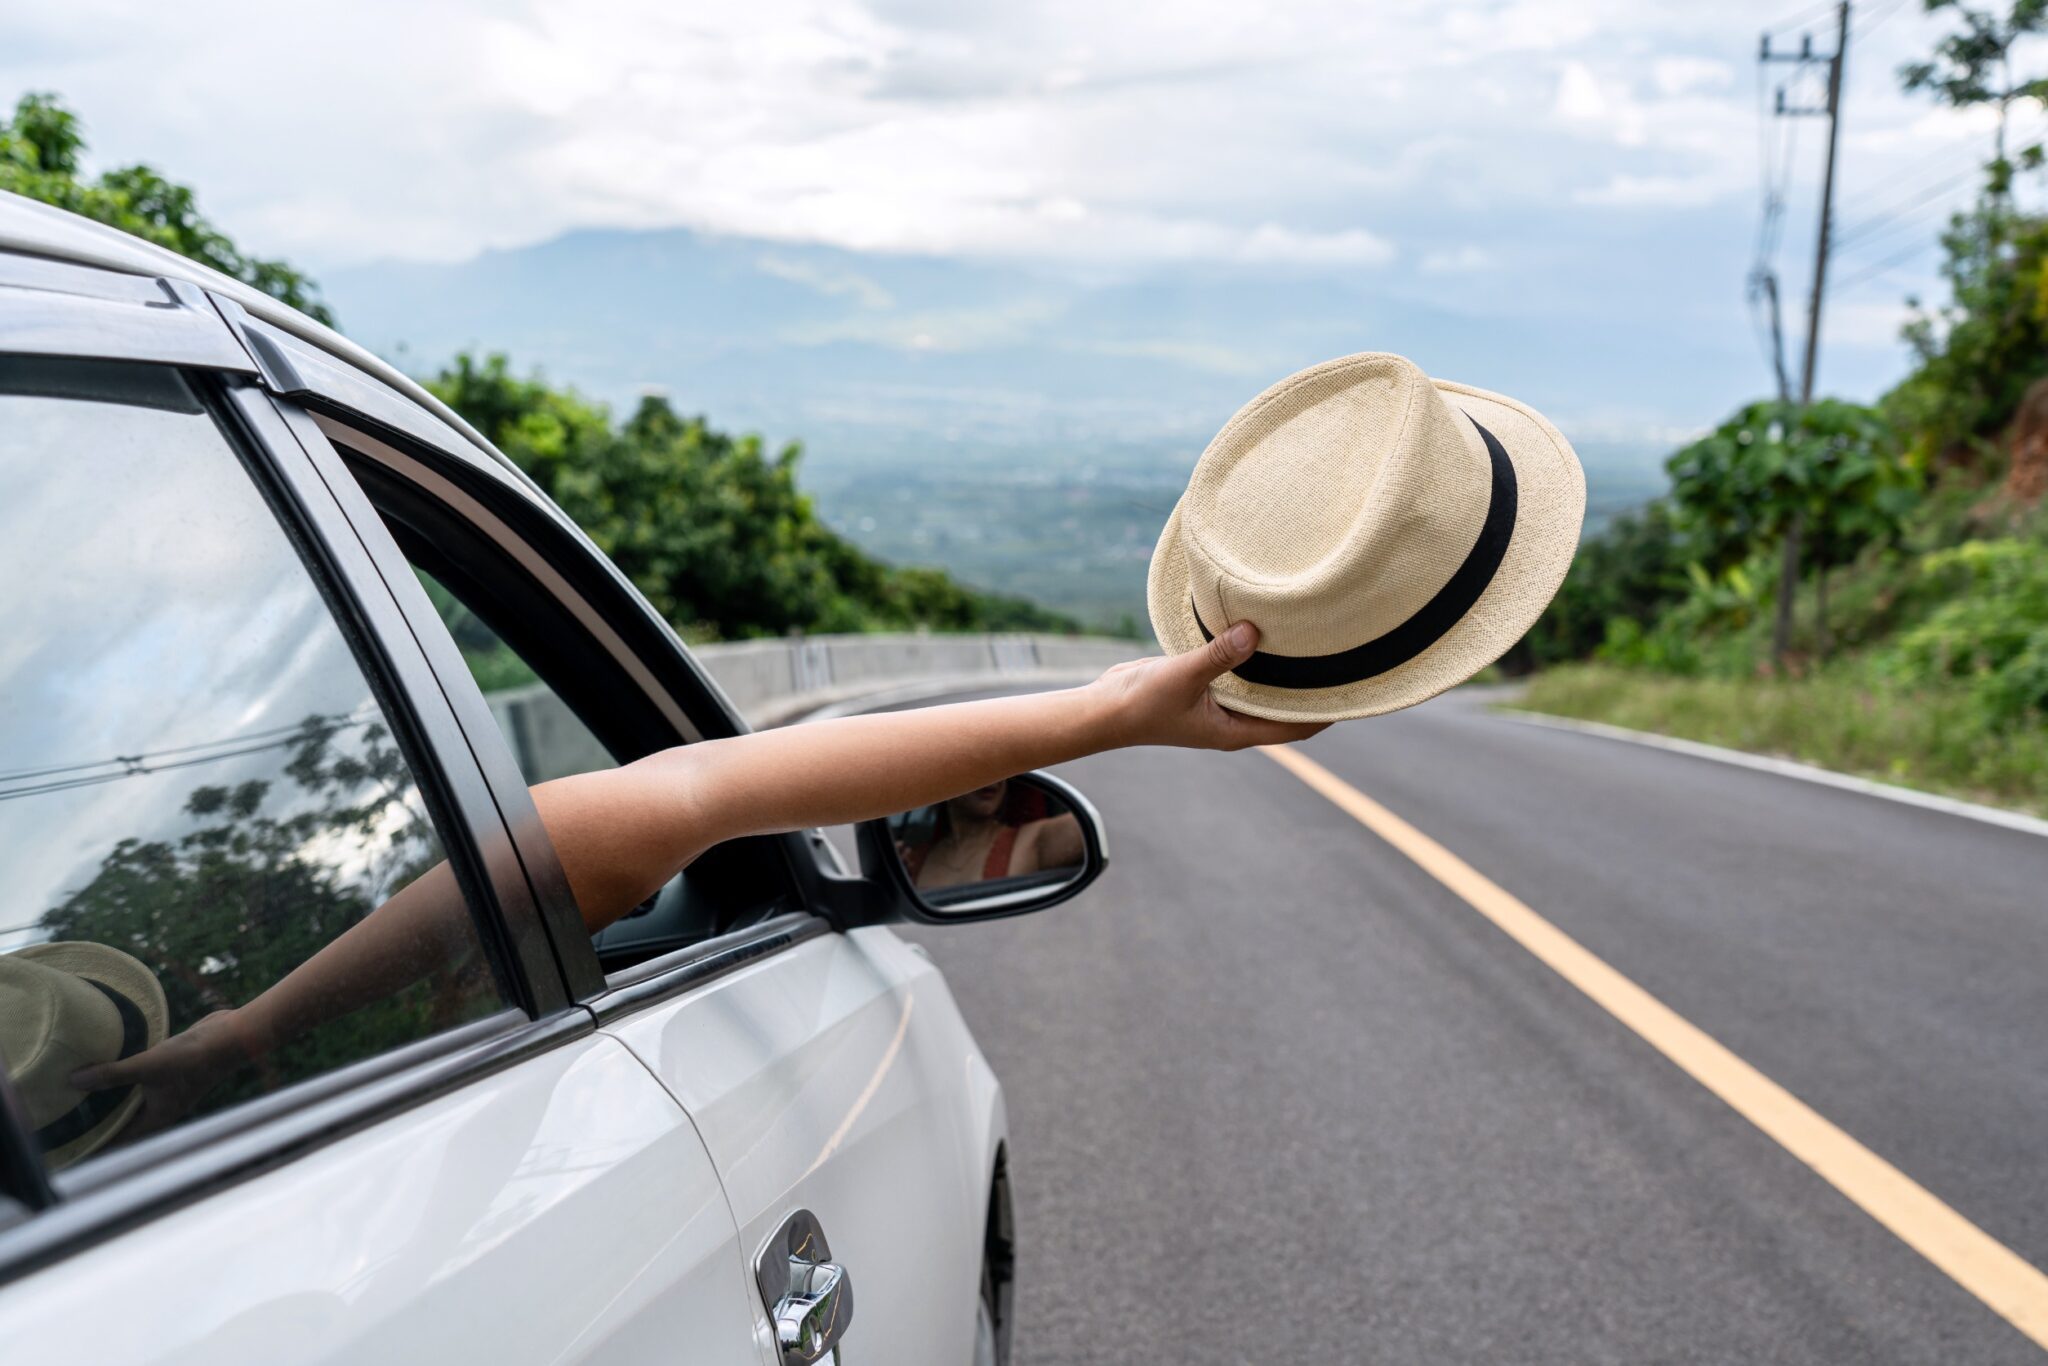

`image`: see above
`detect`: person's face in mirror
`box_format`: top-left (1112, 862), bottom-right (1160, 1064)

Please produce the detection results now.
top-left (949, 780), bottom-right (1009, 823)
top-left (898, 779), bottom-right (1085, 894)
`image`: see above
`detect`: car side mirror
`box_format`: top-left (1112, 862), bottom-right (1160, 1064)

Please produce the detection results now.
top-left (856, 770), bottom-right (1107, 923)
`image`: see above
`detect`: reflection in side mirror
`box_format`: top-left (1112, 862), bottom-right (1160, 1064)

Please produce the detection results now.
top-left (875, 770), bottom-right (1106, 920)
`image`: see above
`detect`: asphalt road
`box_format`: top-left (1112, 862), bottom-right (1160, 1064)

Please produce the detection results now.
top-left (896, 687), bottom-right (2048, 1364)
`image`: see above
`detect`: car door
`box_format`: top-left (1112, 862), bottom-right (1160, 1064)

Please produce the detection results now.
top-left (0, 302), bottom-right (762, 1364)
top-left (297, 405), bottom-right (1004, 1366)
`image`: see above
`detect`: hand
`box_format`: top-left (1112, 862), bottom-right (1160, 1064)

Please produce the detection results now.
top-left (70, 1007), bottom-right (259, 1141)
top-left (1089, 622), bottom-right (1331, 751)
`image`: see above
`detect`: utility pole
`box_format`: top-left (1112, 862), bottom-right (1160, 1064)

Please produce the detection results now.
top-left (1759, 0), bottom-right (1848, 666)
top-left (1749, 268), bottom-right (1794, 406)
top-left (1799, 0), bottom-right (1849, 408)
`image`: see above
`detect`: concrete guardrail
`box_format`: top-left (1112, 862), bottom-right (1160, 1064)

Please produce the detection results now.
top-left (486, 632), bottom-right (1147, 779)
top-left (695, 632), bottom-right (1146, 726)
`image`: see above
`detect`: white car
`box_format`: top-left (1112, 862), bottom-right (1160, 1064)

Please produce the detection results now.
top-left (0, 191), bottom-right (1109, 1366)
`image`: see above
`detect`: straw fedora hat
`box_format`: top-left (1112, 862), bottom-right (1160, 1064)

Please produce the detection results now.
top-left (1148, 352), bottom-right (1585, 721)
top-left (0, 942), bottom-right (168, 1168)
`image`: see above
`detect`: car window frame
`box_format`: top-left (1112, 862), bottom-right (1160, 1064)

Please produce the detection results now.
top-left (283, 405), bottom-right (841, 1025)
top-left (0, 357), bottom-right (589, 1281)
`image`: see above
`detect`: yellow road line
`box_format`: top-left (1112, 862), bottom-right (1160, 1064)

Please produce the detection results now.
top-left (1261, 743), bottom-right (2048, 1350)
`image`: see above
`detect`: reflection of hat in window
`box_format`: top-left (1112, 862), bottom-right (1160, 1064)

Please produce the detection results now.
top-left (0, 943), bottom-right (169, 1169)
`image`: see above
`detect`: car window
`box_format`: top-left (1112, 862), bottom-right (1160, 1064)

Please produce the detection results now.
top-left (341, 446), bottom-right (801, 971)
top-left (414, 568), bottom-right (616, 786)
top-left (0, 361), bottom-right (514, 1175)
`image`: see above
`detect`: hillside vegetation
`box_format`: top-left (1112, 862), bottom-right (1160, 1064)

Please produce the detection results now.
top-left (1516, 3), bottom-right (2048, 814)
top-left (1, 92), bottom-right (1080, 642)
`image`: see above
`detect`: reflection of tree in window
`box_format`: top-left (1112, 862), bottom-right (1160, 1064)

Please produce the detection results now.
top-left (34, 714), bottom-right (497, 1115)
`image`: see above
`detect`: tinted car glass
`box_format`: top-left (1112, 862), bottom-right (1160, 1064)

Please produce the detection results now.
top-left (401, 564), bottom-right (756, 964)
top-left (0, 361), bottom-right (512, 1172)
top-left (415, 568), bottom-right (617, 786)
top-left (346, 458), bottom-right (798, 969)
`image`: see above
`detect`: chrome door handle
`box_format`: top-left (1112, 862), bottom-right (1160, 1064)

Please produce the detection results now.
top-left (756, 1209), bottom-right (854, 1365)
top-left (774, 1258), bottom-right (849, 1362)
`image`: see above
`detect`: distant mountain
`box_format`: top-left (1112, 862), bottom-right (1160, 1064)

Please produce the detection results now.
top-left (325, 226), bottom-right (1677, 626)
top-left (329, 225), bottom-right (1682, 468)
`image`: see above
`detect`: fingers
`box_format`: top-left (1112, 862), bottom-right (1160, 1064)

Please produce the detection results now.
top-left (69, 1057), bottom-right (137, 1092)
top-left (1214, 707), bottom-right (1330, 751)
top-left (1171, 620), bottom-right (1260, 690)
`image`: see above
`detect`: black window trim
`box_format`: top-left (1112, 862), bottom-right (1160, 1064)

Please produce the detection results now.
top-left (285, 408), bottom-right (845, 1011)
top-left (261, 400), bottom-right (605, 1001)
top-left (0, 364), bottom-right (594, 1281)
top-left (591, 911), bottom-right (831, 1024)
top-left (318, 416), bottom-right (707, 743)
top-left (222, 384), bottom-right (569, 1017)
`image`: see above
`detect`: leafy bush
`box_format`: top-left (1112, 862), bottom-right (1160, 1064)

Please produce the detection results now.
top-left (1592, 560), bottom-right (1768, 677)
top-left (1514, 500), bottom-right (1691, 668)
top-left (1882, 538), bottom-right (2048, 726)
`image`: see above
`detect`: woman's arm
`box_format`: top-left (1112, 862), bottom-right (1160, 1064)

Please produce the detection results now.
top-left (1015, 813), bottom-right (1087, 875)
top-left (532, 621), bottom-right (1313, 929)
top-left (77, 623), bottom-right (1312, 1115)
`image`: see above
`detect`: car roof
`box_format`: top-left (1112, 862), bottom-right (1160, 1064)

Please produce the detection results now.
top-left (0, 189), bottom-right (510, 475)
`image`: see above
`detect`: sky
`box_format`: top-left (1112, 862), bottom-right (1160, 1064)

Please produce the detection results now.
top-left (0, 0), bottom-right (2031, 445)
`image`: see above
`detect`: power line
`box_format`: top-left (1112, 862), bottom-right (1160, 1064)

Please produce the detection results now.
top-left (1833, 112), bottom-right (2043, 229)
top-left (1829, 236), bottom-right (1944, 295)
top-left (1765, 0), bottom-right (1843, 38)
top-left (1834, 201), bottom-right (1962, 263)
top-left (1836, 164), bottom-right (1979, 242)
top-left (0, 708), bottom-right (377, 786)
top-left (1848, 0), bottom-right (1912, 42)
top-left (0, 710), bottom-right (380, 805)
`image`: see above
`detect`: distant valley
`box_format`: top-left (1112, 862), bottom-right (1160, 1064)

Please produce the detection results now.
top-left (327, 226), bottom-right (1678, 631)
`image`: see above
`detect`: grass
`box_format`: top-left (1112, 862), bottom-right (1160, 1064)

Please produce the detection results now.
top-left (1512, 663), bottom-right (2048, 819)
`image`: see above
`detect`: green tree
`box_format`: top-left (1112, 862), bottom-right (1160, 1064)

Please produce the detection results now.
top-left (431, 352), bottom-right (1079, 640)
top-left (1887, 203), bottom-right (2048, 469)
top-left (1900, 0), bottom-right (2048, 199)
top-left (1877, 1), bottom-right (2048, 474)
top-left (1515, 500), bottom-right (1690, 669)
top-left (1665, 399), bottom-right (1911, 663)
top-left (0, 93), bottom-right (333, 324)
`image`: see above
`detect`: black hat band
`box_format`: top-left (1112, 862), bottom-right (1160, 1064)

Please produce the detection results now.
top-left (34, 979), bottom-right (147, 1153)
top-left (1193, 415), bottom-right (1518, 690)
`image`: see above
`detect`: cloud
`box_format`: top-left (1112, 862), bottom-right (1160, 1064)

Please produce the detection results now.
top-left (1822, 297), bottom-right (1922, 350)
top-left (1554, 61), bottom-right (1611, 124)
top-left (0, 0), bottom-right (2001, 426)
top-left (1574, 173), bottom-right (1728, 208)
top-left (1083, 338), bottom-right (1272, 375)
top-left (1420, 245), bottom-right (1495, 273)
top-left (782, 294), bottom-right (1071, 352)
top-left (0, 0), bottom-right (1905, 270)
top-left (1652, 56), bottom-right (1733, 98)
top-left (1233, 222), bottom-right (1394, 267)
top-left (756, 254), bottom-right (895, 308)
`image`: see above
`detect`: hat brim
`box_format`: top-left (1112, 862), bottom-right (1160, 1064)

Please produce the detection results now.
top-left (14, 941), bottom-right (169, 1168)
top-left (1148, 378), bottom-right (1586, 723)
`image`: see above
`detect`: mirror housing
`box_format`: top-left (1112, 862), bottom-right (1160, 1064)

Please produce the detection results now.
top-left (854, 769), bottom-right (1108, 924)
